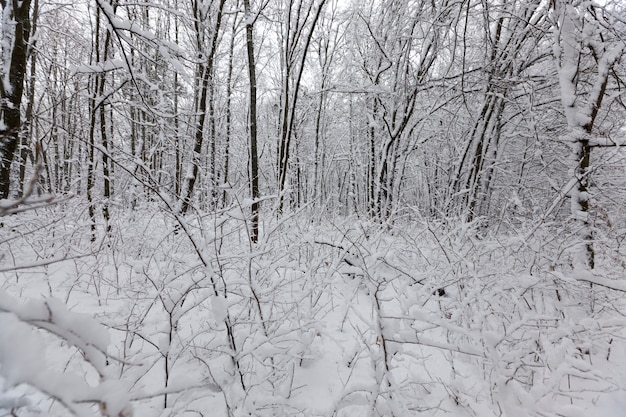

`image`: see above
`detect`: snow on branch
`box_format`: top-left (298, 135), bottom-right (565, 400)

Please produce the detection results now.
top-left (0, 141), bottom-right (130, 416)
top-left (0, 292), bottom-right (133, 417)
top-left (569, 269), bottom-right (626, 292)
top-left (589, 133), bottom-right (626, 147)
top-left (551, 268), bottom-right (626, 292)
top-left (94, 0), bottom-right (187, 76)
top-left (385, 335), bottom-right (485, 357)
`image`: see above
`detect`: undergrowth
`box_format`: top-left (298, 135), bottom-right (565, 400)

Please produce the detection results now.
top-left (1, 200), bottom-right (625, 417)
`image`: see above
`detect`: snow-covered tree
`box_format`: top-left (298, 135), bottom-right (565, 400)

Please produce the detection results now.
top-left (552, 0), bottom-right (626, 268)
top-left (0, 0), bottom-right (32, 199)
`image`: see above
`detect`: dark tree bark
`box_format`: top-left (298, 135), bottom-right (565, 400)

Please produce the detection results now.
top-left (99, 10), bottom-right (113, 230)
top-left (180, 0), bottom-right (226, 214)
top-left (451, 0), bottom-right (549, 222)
top-left (243, 0), bottom-right (259, 243)
top-left (276, 0), bottom-right (327, 213)
top-left (17, 0), bottom-right (37, 197)
top-left (553, 0), bottom-right (625, 269)
top-left (222, 9), bottom-right (238, 207)
top-left (0, 0), bottom-right (32, 199)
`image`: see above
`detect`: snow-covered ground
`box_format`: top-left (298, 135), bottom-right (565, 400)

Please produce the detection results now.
top-left (1, 201), bottom-right (625, 416)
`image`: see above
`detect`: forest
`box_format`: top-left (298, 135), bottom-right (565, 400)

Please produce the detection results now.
top-left (1, 0), bottom-right (626, 416)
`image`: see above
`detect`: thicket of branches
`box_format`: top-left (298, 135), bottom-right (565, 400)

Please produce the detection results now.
top-left (1, 0), bottom-right (623, 243)
top-left (2, 0), bottom-right (626, 416)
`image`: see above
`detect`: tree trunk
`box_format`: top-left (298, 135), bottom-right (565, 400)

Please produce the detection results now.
top-left (0, 0), bottom-right (32, 199)
top-left (276, 0), bottom-right (327, 213)
top-left (222, 11), bottom-right (237, 207)
top-left (553, 0), bottom-right (624, 269)
top-left (17, 0), bottom-right (37, 197)
top-left (180, 0), bottom-right (226, 214)
top-left (243, 0), bottom-right (259, 243)
top-left (99, 18), bottom-right (113, 230)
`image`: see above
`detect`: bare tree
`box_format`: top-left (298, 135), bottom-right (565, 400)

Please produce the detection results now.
top-left (179, 0), bottom-right (227, 215)
top-left (351, 0), bottom-right (462, 219)
top-left (275, 0), bottom-right (327, 213)
top-left (451, 0), bottom-right (551, 222)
